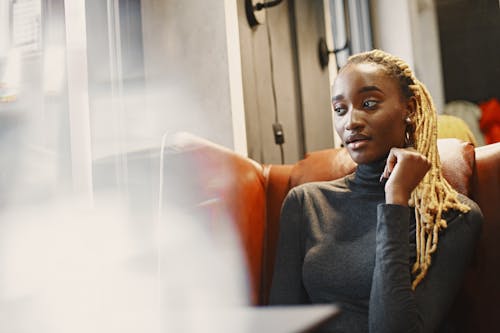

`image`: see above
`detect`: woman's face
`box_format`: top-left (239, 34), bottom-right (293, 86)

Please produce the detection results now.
top-left (332, 62), bottom-right (412, 164)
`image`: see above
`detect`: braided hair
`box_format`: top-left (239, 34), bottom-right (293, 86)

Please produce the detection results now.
top-left (344, 49), bottom-right (470, 289)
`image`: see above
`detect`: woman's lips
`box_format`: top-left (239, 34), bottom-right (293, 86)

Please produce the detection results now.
top-left (345, 134), bottom-right (371, 149)
top-left (347, 139), bottom-right (369, 149)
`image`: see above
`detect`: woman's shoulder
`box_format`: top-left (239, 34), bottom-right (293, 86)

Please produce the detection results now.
top-left (446, 193), bottom-right (483, 231)
top-left (433, 194), bottom-right (483, 267)
top-left (457, 193), bottom-right (483, 221)
top-left (289, 176), bottom-right (352, 198)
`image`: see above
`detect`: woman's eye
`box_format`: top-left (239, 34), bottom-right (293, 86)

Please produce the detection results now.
top-left (363, 100), bottom-right (378, 109)
top-left (333, 106), bottom-right (347, 115)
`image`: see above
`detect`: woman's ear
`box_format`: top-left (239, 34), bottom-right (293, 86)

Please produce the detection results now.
top-left (404, 96), bottom-right (417, 147)
top-left (405, 96), bottom-right (417, 119)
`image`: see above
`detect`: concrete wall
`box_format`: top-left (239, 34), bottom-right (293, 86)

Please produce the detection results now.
top-left (140, 0), bottom-right (235, 151)
top-left (97, 0), bottom-right (335, 163)
top-left (139, 0), bottom-right (335, 164)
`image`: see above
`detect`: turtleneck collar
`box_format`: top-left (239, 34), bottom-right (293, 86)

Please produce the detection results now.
top-left (348, 157), bottom-right (387, 194)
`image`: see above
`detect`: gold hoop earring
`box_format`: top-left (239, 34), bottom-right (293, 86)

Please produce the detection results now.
top-left (405, 131), bottom-right (413, 147)
top-left (405, 116), bottom-right (415, 147)
top-left (405, 118), bottom-right (415, 147)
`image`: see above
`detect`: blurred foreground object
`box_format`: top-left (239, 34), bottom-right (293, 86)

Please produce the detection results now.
top-left (0, 196), bottom-right (159, 333)
top-left (0, 48), bottom-right (22, 104)
top-left (0, 129), bottom-right (251, 332)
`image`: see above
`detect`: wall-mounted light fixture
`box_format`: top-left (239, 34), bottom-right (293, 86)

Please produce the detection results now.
top-left (318, 37), bottom-right (349, 70)
top-left (245, 0), bottom-right (284, 27)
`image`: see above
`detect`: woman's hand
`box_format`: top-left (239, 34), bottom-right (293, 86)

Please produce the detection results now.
top-left (381, 147), bottom-right (431, 206)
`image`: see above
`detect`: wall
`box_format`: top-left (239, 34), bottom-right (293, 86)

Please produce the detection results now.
top-left (237, 0), bottom-right (303, 164)
top-left (410, 0), bottom-right (445, 112)
top-left (294, 0), bottom-right (335, 154)
top-left (140, 0), bottom-right (236, 153)
top-left (88, 0), bottom-right (334, 164)
top-left (237, 0), bottom-right (333, 164)
top-left (371, 0), bottom-right (415, 67)
top-left (370, 0), bottom-right (446, 112)
top-left (436, 0), bottom-right (500, 103)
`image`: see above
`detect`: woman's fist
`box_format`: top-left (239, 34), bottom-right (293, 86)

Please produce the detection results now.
top-left (381, 147), bottom-right (431, 206)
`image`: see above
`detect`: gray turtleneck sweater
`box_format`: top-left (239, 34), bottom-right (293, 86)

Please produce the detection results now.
top-left (269, 159), bottom-right (483, 333)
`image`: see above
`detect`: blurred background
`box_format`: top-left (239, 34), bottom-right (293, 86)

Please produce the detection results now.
top-left (0, 0), bottom-right (498, 331)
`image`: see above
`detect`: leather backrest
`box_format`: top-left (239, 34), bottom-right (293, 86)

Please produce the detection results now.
top-left (159, 133), bottom-right (482, 310)
top-left (160, 132), bottom-right (499, 333)
top-left (473, 142), bottom-right (500, 229)
top-left (289, 138), bottom-right (474, 196)
top-left (261, 164), bottom-right (293, 304)
top-left (456, 141), bottom-right (500, 331)
top-left (290, 148), bottom-right (356, 188)
top-left (163, 132), bottom-right (267, 304)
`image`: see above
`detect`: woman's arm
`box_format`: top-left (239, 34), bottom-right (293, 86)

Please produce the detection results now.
top-left (269, 189), bottom-right (310, 304)
top-left (371, 147), bottom-right (483, 332)
top-left (369, 204), bottom-right (421, 332)
top-left (369, 200), bottom-right (483, 333)
top-left (413, 200), bottom-right (482, 331)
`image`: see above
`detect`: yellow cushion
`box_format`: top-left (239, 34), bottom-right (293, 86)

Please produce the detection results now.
top-left (437, 115), bottom-right (478, 146)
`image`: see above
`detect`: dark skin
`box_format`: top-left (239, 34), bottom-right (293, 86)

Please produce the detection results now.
top-left (332, 62), bottom-right (431, 206)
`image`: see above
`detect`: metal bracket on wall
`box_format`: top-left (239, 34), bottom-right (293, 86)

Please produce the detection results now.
top-left (318, 37), bottom-right (349, 70)
top-left (245, 0), bottom-right (284, 27)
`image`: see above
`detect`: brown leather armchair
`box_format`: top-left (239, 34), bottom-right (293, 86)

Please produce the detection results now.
top-left (166, 132), bottom-right (500, 332)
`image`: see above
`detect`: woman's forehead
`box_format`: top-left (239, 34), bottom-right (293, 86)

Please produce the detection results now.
top-left (338, 62), bottom-right (389, 81)
top-left (332, 63), bottom-right (393, 92)
top-left (346, 62), bottom-right (385, 74)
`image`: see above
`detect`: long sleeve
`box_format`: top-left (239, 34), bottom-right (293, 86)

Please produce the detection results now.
top-left (369, 201), bottom-right (483, 333)
top-left (269, 190), bottom-right (310, 304)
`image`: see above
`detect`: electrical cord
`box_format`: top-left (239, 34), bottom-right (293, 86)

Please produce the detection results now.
top-left (265, 7), bottom-right (285, 165)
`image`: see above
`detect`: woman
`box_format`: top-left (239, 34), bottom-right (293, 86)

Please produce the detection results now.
top-left (269, 50), bottom-right (483, 332)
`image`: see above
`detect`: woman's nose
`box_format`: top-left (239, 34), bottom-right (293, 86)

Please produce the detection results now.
top-left (345, 109), bottom-right (363, 131)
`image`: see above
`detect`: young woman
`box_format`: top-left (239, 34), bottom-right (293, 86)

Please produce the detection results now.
top-left (269, 50), bottom-right (483, 332)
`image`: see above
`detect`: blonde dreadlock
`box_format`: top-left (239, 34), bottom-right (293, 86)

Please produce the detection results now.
top-left (345, 49), bottom-right (470, 289)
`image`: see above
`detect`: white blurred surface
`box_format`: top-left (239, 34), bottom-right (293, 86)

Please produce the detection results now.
top-left (0, 194), bottom-right (250, 333)
top-left (164, 305), bottom-right (340, 333)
